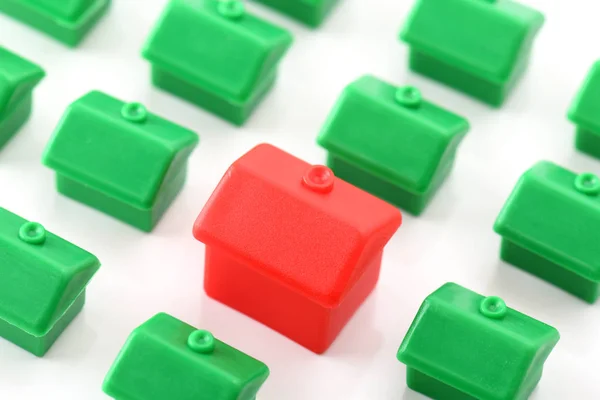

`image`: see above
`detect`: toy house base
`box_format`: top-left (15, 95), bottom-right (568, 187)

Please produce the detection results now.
top-left (407, 364), bottom-right (543, 400)
top-left (55, 165), bottom-right (188, 232)
top-left (575, 128), bottom-right (600, 160)
top-left (255, 0), bottom-right (339, 27)
top-left (409, 50), bottom-right (522, 107)
top-left (407, 368), bottom-right (477, 400)
top-left (151, 67), bottom-right (276, 126)
top-left (0, 94), bottom-right (32, 149)
top-left (0, 291), bottom-right (85, 357)
top-left (327, 154), bottom-right (454, 216)
top-left (500, 239), bottom-right (600, 303)
top-left (204, 246), bottom-right (382, 354)
top-left (0, 0), bottom-right (111, 47)
top-left (106, 382), bottom-right (263, 400)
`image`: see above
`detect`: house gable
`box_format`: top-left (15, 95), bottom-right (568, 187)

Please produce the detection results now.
top-left (0, 46), bottom-right (45, 112)
top-left (568, 61), bottom-right (600, 133)
top-left (0, 207), bottom-right (100, 337)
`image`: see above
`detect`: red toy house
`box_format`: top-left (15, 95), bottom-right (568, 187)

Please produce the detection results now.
top-left (193, 144), bottom-right (402, 353)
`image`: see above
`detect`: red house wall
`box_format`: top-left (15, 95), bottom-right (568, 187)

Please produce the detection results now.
top-left (204, 247), bottom-right (383, 354)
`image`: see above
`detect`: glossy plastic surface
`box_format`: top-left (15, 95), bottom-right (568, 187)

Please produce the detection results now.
top-left (142, 0), bottom-right (293, 125)
top-left (0, 207), bottom-right (100, 356)
top-left (0, 0), bottom-right (111, 47)
top-left (568, 61), bottom-right (600, 159)
top-left (0, 46), bottom-right (44, 149)
top-left (400, 0), bottom-right (544, 106)
top-left (103, 313), bottom-right (269, 400)
top-left (318, 75), bottom-right (469, 215)
top-left (42, 90), bottom-right (199, 232)
top-left (494, 161), bottom-right (600, 303)
top-left (193, 143), bottom-right (402, 353)
top-left (255, 0), bottom-right (340, 27)
top-left (397, 282), bottom-right (560, 400)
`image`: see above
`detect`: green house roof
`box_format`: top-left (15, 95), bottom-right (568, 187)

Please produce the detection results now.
top-left (103, 313), bottom-right (269, 400)
top-left (42, 90), bottom-right (199, 210)
top-left (397, 283), bottom-right (559, 400)
top-left (142, 0), bottom-right (293, 101)
top-left (0, 207), bottom-right (100, 337)
top-left (0, 0), bottom-right (111, 47)
top-left (0, 46), bottom-right (45, 113)
top-left (568, 61), bottom-right (600, 133)
top-left (400, 0), bottom-right (544, 83)
top-left (317, 75), bottom-right (469, 194)
top-left (494, 161), bottom-right (600, 282)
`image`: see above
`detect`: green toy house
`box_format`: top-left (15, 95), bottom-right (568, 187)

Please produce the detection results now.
top-left (0, 46), bottom-right (44, 150)
top-left (42, 90), bottom-right (199, 232)
top-left (568, 61), bottom-right (600, 160)
top-left (397, 283), bottom-right (559, 400)
top-left (0, 0), bottom-right (111, 47)
top-left (142, 0), bottom-right (293, 126)
top-left (400, 0), bottom-right (544, 106)
top-left (255, 0), bottom-right (340, 28)
top-left (317, 75), bottom-right (469, 215)
top-left (0, 207), bottom-right (100, 356)
top-left (103, 313), bottom-right (270, 400)
top-left (495, 161), bottom-right (600, 303)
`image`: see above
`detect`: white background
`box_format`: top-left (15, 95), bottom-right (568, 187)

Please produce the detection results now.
top-left (0, 0), bottom-right (599, 398)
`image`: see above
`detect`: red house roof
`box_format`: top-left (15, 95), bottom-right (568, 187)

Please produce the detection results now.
top-left (193, 144), bottom-right (402, 307)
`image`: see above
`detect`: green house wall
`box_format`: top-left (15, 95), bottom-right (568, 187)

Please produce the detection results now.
top-left (56, 163), bottom-right (188, 232)
top-left (575, 127), bottom-right (600, 160)
top-left (151, 66), bottom-right (277, 126)
top-left (407, 368), bottom-right (477, 400)
top-left (327, 151), bottom-right (456, 216)
top-left (0, 94), bottom-right (32, 149)
top-left (0, 291), bottom-right (85, 357)
top-left (500, 238), bottom-right (600, 303)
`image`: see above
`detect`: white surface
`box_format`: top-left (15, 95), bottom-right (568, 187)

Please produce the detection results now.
top-left (0, 0), bottom-right (599, 399)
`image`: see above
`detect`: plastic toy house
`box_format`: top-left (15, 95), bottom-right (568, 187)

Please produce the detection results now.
top-left (103, 313), bottom-right (269, 400)
top-left (318, 75), bottom-right (469, 216)
top-left (568, 61), bottom-right (600, 160)
top-left (397, 283), bottom-right (560, 400)
top-left (0, 46), bottom-right (44, 150)
top-left (0, 0), bottom-right (111, 47)
top-left (400, 0), bottom-right (544, 106)
top-left (495, 161), bottom-right (600, 303)
top-left (142, 0), bottom-right (293, 126)
top-left (255, 0), bottom-right (340, 27)
top-left (193, 144), bottom-right (402, 354)
top-left (42, 90), bottom-right (199, 232)
top-left (0, 207), bottom-right (100, 356)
